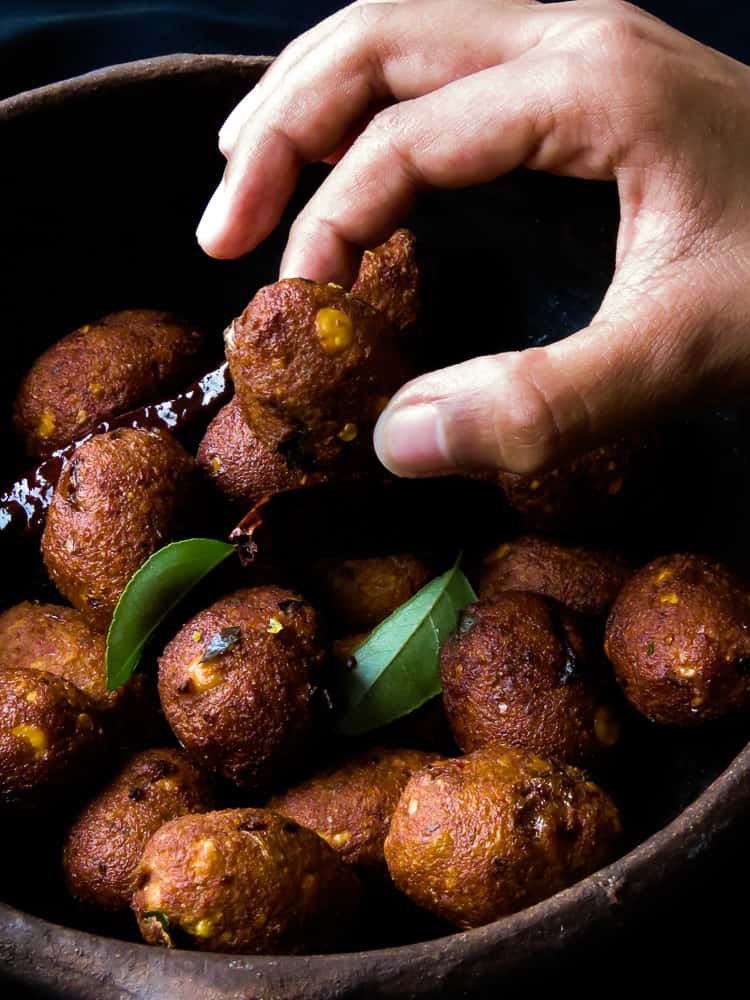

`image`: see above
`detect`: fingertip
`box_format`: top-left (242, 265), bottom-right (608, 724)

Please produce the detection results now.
top-left (196, 185), bottom-right (232, 257)
top-left (373, 401), bottom-right (453, 478)
top-left (279, 224), bottom-right (360, 285)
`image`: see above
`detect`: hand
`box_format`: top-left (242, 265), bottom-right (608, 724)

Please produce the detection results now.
top-left (198, 0), bottom-right (750, 477)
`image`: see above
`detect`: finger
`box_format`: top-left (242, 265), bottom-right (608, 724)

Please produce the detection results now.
top-left (197, 0), bottom-right (545, 258)
top-left (373, 267), bottom-right (720, 477)
top-left (219, 0), bottom-right (405, 157)
top-left (278, 54), bottom-right (585, 282)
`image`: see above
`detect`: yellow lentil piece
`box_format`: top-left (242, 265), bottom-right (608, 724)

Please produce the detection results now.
top-left (315, 308), bottom-right (353, 353)
top-left (484, 542), bottom-right (512, 563)
top-left (11, 724), bottom-right (47, 756)
top-left (37, 410), bottom-right (56, 439)
top-left (338, 422), bottom-right (358, 442)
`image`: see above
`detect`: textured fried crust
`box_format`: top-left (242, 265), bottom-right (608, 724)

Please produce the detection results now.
top-left (268, 747), bottom-right (441, 878)
top-left (308, 553), bottom-right (432, 634)
top-left (384, 745), bottom-right (621, 928)
top-left (493, 435), bottom-right (651, 531)
top-left (42, 428), bottom-right (199, 631)
top-left (479, 535), bottom-right (632, 617)
top-left (158, 587), bottom-right (324, 792)
top-left (605, 553), bottom-right (750, 724)
top-left (63, 748), bottom-right (213, 912)
top-left (14, 309), bottom-right (204, 456)
top-left (0, 601), bottom-right (145, 719)
top-left (132, 807), bottom-right (362, 954)
top-left (351, 229), bottom-right (421, 335)
top-left (0, 667), bottom-right (104, 813)
top-left (440, 593), bottom-right (621, 767)
top-left (225, 279), bottom-right (410, 470)
top-left (196, 398), bottom-right (326, 505)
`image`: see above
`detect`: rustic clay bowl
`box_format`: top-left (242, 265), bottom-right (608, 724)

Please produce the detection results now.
top-left (2, 54), bottom-right (750, 998)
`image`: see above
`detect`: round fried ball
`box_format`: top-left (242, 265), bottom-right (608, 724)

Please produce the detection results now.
top-left (384, 745), bottom-right (621, 928)
top-left (14, 309), bottom-right (204, 456)
top-left (0, 667), bottom-right (104, 813)
top-left (158, 586), bottom-right (324, 792)
top-left (225, 278), bottom-right (410, 470)
top-left (492, 434), bottom-right (652, 532)
top-left (440, 593), bottom-right (621, 767)
top-left (42, 428), bottom-right (199, 631)
top-left (132, 807), bottom-right (361, 954)
top-left (308, 553), bottom-right (432, 634)
top-left (479, 535), bottom-right (632, 618)
top-left (351, 229), bottom-right (421, 336)
top-left (63, 748), bottom-right (213, 913)
top-left (604, 553), bottom-right (750, 725)
top-left (0, 600), bottom-right (146, 722)
top-left (268, 747), bottom-right (440, 879)
top-left (196, 398), bottom-right (327, 505)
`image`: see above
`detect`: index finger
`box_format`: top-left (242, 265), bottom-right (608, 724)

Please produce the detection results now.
top-left (196, 0), bottom-right (543, 259)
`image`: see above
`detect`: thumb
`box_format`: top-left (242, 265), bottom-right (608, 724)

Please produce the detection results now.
top-left (373, 275), bottom-right (722, 477)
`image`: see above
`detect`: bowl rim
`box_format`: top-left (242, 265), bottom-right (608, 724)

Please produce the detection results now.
top-left (2, 51), bottom-right (750, 995)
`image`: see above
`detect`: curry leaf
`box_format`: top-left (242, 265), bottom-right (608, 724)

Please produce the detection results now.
top-left (106, 538), bottom-right (235, 691)
top-left (335, 562), bottom-right (477, 735)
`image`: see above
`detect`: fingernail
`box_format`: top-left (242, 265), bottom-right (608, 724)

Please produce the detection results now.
top-left (196, 183), bottom-right (226, 250)
top-left (374, 403), bottom-right (451, 477)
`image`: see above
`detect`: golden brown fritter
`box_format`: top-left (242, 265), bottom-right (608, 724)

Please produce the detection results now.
top-left (384, 745), bottom-right (621, 928)
top-left (268, 747), bottom-right (440, 878)
top-left (0, 667), bottom-right (104, 813)
top-left (14, 309), bottom-right (204, 456)
top-left (440, 593), bottom-right (621, 767)
top-left (351, 229), bottom-right (421, 336)
top-left (225, 279), bottom-right (410, 471)
top-left (158, 586), bottom-right (324, 792)
top-left (63, 748), bottom-right (213, 913)
top-left (307, 553), bottom-right (432, 634)
top-left (491, 434), bottom-right (652, 532)
top-left (0, 601), bottom-right (145, 720)
top-left (42, 428), bottom-right (199, 631)
top-left (132, 808), bottom-right (362, 954)
top-left (196, 398), bottom-right (326, 505)
top-left (479, 535), bottom-right (632, 617)
top-left (605, 553), bottom-right (750, 724)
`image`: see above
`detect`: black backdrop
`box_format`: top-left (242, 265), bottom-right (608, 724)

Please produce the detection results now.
top-left (1, 1), bottom-right (749, 99)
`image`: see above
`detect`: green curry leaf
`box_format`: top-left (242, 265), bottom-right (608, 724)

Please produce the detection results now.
top-left (106, 538), bottom-right (235, 691)
top-left (335, 561), bottom-right (477, 735)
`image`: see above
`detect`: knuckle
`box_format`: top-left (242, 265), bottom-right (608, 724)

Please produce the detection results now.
top-left (586, 9), bottom-right (646, 67)
top-left (342, 1), bottom-right (394, 46)
top-left (489, 351), bottom-right (564, 474)
top-left (368, 105), bottom-right (403, 140)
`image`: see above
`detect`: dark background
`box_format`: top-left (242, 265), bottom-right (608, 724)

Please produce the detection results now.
top-left (1, 1), bottom-right (749, 99)
top-left (1, 0), bottom-right (749, 995)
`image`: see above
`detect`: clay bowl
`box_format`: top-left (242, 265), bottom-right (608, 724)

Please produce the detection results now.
top-left (2, 53), bottom-right (750, 998)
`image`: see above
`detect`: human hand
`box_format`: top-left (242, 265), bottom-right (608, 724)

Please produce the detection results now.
top-left (198, 0), bottom-right (750, 477)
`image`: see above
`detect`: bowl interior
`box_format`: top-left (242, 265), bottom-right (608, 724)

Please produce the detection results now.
top-left (1, 53), bottom-right (750, 995)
